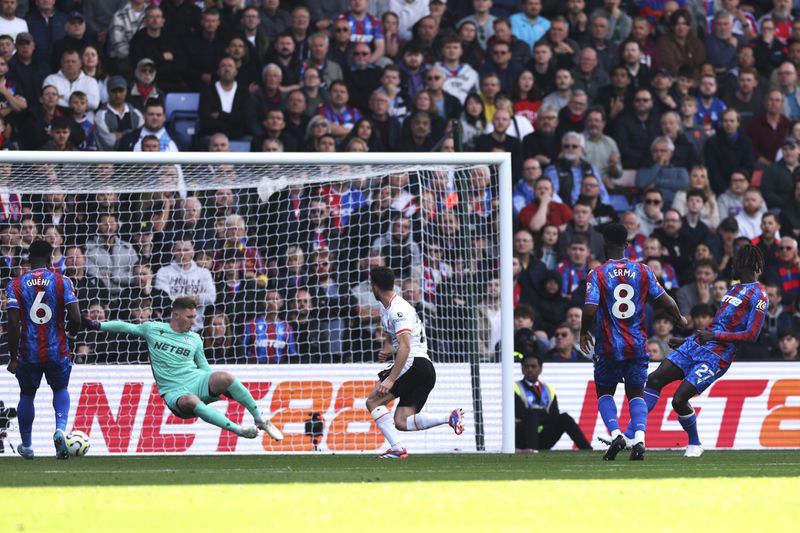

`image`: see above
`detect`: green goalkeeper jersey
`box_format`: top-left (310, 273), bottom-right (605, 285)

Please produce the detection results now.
top-left (100, 321), bottom-right (210, 394)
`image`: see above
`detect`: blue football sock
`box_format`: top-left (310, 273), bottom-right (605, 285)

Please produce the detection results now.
top-left (52, 388), bottom-right (70, 433)
top-left (678, 409), bottom-right (701, 446)
top-left (17, 394), bottom-right (35, 447)
top-left (624, 387), bottom-right (660, 439)
top-left (629, 396), bottom-right (648, 434)
top-left (598, 395), bottom-right (620, 434)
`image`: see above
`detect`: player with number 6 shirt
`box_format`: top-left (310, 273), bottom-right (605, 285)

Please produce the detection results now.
top-left (580, 224), bottom-right (686, 461)
top-left (6, 239), bottom-right (82, 460)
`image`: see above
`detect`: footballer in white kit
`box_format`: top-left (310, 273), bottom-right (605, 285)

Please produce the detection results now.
top-left (365, 266), bottom-right (464, 459)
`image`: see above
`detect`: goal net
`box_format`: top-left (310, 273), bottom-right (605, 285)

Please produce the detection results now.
top-left (0, 152), bottom-right (515, 455)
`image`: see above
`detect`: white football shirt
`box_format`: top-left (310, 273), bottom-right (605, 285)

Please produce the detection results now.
top-left (380, 293), bottom-right (429, 376)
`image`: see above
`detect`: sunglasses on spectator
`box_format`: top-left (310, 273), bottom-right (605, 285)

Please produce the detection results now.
top-left (335, 27), bottom-right (350, 32)
top-left (645, 198), bottom-right (662, 205)
top-left (780, 246), bottom-right (795, 251)
top-left (635, 97), bottom-right (651, 102)
top-left (427, 75), bottom-right (442, 80)
top-left (563, 144), bottom-right (580, 149)
top-left (555, 332), bottom-right (570, 338)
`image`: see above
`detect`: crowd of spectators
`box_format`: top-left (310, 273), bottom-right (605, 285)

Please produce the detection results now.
top-left (1, 0), bottom-right (800, 362)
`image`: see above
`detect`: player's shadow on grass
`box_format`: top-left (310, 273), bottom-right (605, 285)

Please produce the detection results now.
top-left (5, 452), bottom-right (800, 487)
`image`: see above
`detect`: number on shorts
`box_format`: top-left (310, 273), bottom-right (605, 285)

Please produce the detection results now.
top-left (694, 363), bottom-right (715, 383)
top-left (611, 283), bottom-right (636, 320)
top-left (29, 291), bottom-right (53, 325)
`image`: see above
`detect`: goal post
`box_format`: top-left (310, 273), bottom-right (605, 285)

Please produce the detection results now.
top-left (0, 151), bottom-right (515, 455)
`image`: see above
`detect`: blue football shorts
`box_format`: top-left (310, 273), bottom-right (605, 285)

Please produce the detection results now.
top-left (594, 357), bottom-right (648, 389)
top-left (16, 358), bottom-right (72, 396)
top-left (667, 339), bottom-right (729, 394)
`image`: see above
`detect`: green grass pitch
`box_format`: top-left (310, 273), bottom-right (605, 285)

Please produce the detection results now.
top-left (3, 451), bottom-right (800, 532)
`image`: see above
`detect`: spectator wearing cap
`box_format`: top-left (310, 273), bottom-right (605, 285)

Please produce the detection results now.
top-left (25, 0), bottom-right (68, 64)
top-left (129, 6), bottom-right (188, 92)
top-left (762, 137), bottom-right (800, 210)
top-left (126, 58), bottom-right (163, 113)
top-left (748, 89), bottom-right (791, 166)
top-left (43, 48), bottom-right (100, 110)
top-left (7, 32), bottom-right (48, 106)
top-left (0, 0), bottom-right (27, 41)
top-left (650, 68), bottom-right (679, 115)
top-left (198, 56), bottom-right (258, 142)
top-left (94, 75), bottom-right (144, 151)
top-left (109, 0), bottom-right (147, 65)
top-left (49, 11), bottom-right (99, 73)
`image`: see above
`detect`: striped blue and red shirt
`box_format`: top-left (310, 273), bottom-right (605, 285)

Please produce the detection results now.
top-left (6, 268), bottom-right (77, 364)
top-left (342, 12), bottom-right (384, 44)
top-left (243, 318), bottom-right (297, 364)
top-left (701, 282), bottom-right (767, 365)
top-left (585, 259), bottom-right (665, 361)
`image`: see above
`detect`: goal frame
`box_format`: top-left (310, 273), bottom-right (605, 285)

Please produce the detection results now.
top-left (2, 150), bottom-right (516, 454)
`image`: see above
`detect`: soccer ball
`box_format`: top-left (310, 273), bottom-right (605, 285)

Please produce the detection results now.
top-left (66, 430), bottom-right (90, 457)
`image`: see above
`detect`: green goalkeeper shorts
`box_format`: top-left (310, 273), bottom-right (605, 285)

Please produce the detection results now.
top-left (161, 370), bottom-right (216, 419)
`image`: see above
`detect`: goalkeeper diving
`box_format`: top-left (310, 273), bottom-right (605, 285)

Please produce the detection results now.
top-left (83, 297), bottom-right (283, 440)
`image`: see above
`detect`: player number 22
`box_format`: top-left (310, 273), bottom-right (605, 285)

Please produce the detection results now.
top-left (29, 291), bottom-right (53, 325)
top-left (611, 283), bottom-right (636, 320)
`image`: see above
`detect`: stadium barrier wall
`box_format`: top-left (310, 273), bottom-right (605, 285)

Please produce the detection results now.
top-left (1, 362), bottom-right (798, 455)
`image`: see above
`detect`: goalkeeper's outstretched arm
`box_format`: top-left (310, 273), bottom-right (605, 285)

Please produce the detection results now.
top-left (84, 317), bottom-right (148, 337)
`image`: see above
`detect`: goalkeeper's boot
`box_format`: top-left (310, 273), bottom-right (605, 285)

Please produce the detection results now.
top-left (378, 448), bottom-right (408, 459)
top-left (17, 444), bottom-right (34, 460)
top-left (448, 408), bottom-right (464, 435)
top-left (597, 434), bottom-right (633, 449)
top-left (602, 434), bottom-right (627, 461)
top-left (53, 429), bottom-right (69, 460)
top-left (629, 442), bottom-right (646, 461)
top-left (684, 444), bottom-right (704, 458)
top-left (239, 426), bottom-right (260, 439)
top-left (257, 419), bottom-right (284, 441)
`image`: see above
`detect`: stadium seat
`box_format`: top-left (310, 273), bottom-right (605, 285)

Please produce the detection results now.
top-left (171, 117), bottom-right (198, 151)
top-left (609, 194), bottom-right (631, 214)
top-left (228, 140), bottom-right (252, 152)
top-left (165, 93), bottom-right (201, 121)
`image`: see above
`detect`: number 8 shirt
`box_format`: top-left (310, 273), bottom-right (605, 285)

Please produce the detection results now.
top-left (380, 294), bottom-right (430, 377)
top-left (7, 268), bottom-right (78, 364)
top-left (585, 259), bottom-right (666, 361)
